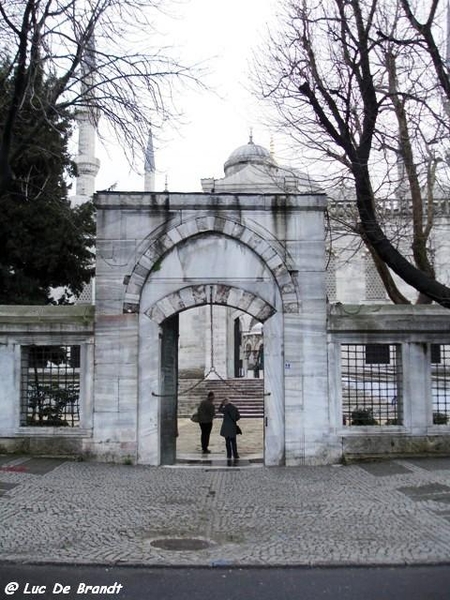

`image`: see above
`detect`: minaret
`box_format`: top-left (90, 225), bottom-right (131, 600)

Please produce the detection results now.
top-left (73, 37), bottom-right (100, 206)
top-left (144, 129), bottom-right (156, 192)
top-left (72, 37), bottom-right (99, 305)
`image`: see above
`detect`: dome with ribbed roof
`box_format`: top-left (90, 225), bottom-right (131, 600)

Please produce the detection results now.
top-left (224, 135), bottom-right (276, 176)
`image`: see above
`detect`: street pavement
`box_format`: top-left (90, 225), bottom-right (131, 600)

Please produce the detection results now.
top-left (2, 418), bottom-right (450, 567)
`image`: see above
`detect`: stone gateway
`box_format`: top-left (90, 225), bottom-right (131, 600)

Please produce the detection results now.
top-left (94, 191), bottom-right (333, 466)
top-left (1, 137), bottom-right (450, 465)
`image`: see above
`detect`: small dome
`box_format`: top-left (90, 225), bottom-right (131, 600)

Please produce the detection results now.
top-left (224, 136), bottom-right (276, 176)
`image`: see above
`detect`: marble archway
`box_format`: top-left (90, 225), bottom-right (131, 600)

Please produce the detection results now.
top-left (136, 232), bottom-right (284, 466)
top-left (94, 191), bottom-right (330, 466)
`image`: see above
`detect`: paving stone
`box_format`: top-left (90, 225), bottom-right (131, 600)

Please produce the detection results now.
top-left (405, 457), bottom-right (450, 471)
top-left (19, 458), bottom-right (67, 475)
top-left (0, 482), bottom-right (18, 490)
top-left (1, 457), bottom-right (450, 566)
top-left (397, 483), bottom-right (450, 500)
top-left (358, 461), bottom-right (412, 477)
top-left (428, 495), bottom-right (450, 504)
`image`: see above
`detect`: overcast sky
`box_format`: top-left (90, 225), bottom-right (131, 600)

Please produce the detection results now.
top-left (95, 0), bottom-right (279, 193)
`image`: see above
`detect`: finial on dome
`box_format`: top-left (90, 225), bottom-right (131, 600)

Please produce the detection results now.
top-left (270, 135), bottom-right (275, 159)
top-left (249, 127), bottom-right (253, 144)
top-left (164, 173), bottom-right (169, 192)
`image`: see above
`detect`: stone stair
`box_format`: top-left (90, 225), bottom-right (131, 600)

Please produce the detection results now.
top-left (178, 378), bottom-right (264, 418)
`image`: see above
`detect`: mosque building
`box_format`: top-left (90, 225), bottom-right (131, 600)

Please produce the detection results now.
top-left (15, 94), bottom-right (439, 467)
top-left (135, 130), bottom-right (450, 403)
top-left (71, 105), bottom-right (450, 411)
top-left (1, 105), bottom-right (449, 466)
top-left (3, 13), bottom-right (450, 466)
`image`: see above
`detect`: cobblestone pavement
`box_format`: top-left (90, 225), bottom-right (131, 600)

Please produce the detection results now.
top-left (2, 429), bottom-right (450, 567)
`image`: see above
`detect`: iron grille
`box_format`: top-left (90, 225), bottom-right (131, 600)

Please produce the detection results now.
top-left (325, 255), bottom-right (337, 301)
top-left (20, 345), bottom-right (81, 427)
top-left (431, 344), bottom-right (450, 425)
top-left (365, 256), bottom-right (386, 300)
top-left (341, 344), bottom-right (402, 426)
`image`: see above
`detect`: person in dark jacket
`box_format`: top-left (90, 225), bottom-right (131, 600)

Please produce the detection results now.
top-left (197, 391), bottom-right (216, 453)
top-left (219, 397), bottom-right (241, 462)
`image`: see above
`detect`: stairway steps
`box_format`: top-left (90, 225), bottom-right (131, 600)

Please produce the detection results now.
top-left (206, 379), bottom-right (264, 418)
top-left (178, 378), bottom-right (265, 418)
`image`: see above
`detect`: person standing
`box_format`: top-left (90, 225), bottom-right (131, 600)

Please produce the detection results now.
top-left (197, 391), bottom-right (216, 454)
top-left (219, 397), bottom-right (241, 463)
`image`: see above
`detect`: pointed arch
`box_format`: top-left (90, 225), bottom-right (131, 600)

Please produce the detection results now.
top-left (123, 215), bottom-right (299, 314)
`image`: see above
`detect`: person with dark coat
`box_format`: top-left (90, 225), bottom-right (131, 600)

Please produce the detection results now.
top-left (219, 397), bottom-right (241, 462)
top-left (197, 391), bottom-right (216, 453)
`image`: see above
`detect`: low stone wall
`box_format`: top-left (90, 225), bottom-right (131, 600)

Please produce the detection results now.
top-left (0, 305), bottom-right (95, 460)
top-left (0, 435), bottom-right (85, 457)
top-left (1, 303), bottom-right (450, 464)
top-left (342, 434), bottom-right (450, 462)
top-left (329, 304), bottom-right (450, 462)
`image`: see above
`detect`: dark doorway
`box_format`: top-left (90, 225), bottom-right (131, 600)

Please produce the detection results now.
top-left (160, 314), bottom-right (179, 465)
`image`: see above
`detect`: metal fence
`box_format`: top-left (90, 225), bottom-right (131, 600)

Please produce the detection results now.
top-left (431, 344), bottom-right (450, 425)
top-left (341, 343), bottom-right (402, 426)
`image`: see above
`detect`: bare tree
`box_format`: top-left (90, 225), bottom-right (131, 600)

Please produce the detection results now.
top-left (256, 0), bottom-right (450, 307)
top-left (0, 0), bottom-right (197, 196)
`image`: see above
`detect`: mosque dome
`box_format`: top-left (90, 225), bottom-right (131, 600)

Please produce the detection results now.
top-left (224, 135), bottom-right (276, 176)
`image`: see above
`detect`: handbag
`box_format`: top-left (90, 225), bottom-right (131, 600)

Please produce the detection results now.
top-left (190, 413), bottom-right (199, 423)
top-left (230, 409), bottom-right (242, 435)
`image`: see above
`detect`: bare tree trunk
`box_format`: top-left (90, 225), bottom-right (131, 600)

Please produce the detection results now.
top-left (353, 162), bottom-right (450, 307)
top-left (260, 0), bottom-right (450, 308)
top-left (358, 226), bottom-right (410, 304)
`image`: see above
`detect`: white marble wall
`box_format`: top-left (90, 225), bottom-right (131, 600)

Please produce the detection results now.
top-left (281, 204), bottom-right (340, 464)
top-left (94, 192), bottom-right (330, 465)
top-left (179, 308), bottom-right (206, 375)
top-left (263, 311), bottom-right (284, 466)
top-left (330, 213), bottom-right (450, 305)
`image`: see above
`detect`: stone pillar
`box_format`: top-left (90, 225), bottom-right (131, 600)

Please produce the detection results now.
top-left (283, 200), bottom-right (337, 465)
top-left (264, 311), bottom-right (284, 466)
top-left (403, 342), bottom-right (430, 432)
top-left (137, 316), bottom-right (161, 465)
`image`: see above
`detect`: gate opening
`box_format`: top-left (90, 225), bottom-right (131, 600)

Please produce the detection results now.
top-left (160, 304), bottom-right (265, 465)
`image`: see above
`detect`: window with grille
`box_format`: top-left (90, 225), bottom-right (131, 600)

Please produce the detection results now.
top-left (431, 344), bottom-right (450, 425)
top-left (325, 254), bottom-right (337, 302)
top-left (341, 344), bottom-right (402, 426)
top-left (20, 345), bottom-right (81, 427)
top-left (365, 256), bottom-right (386, 300)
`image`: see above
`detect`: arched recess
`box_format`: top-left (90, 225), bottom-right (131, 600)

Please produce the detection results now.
top-left (136, 232), bottom-right (285, 467)
top-left (123, 214), bottom-right (299, 315)
top-left (141, 285), bottom-right (278, 465)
